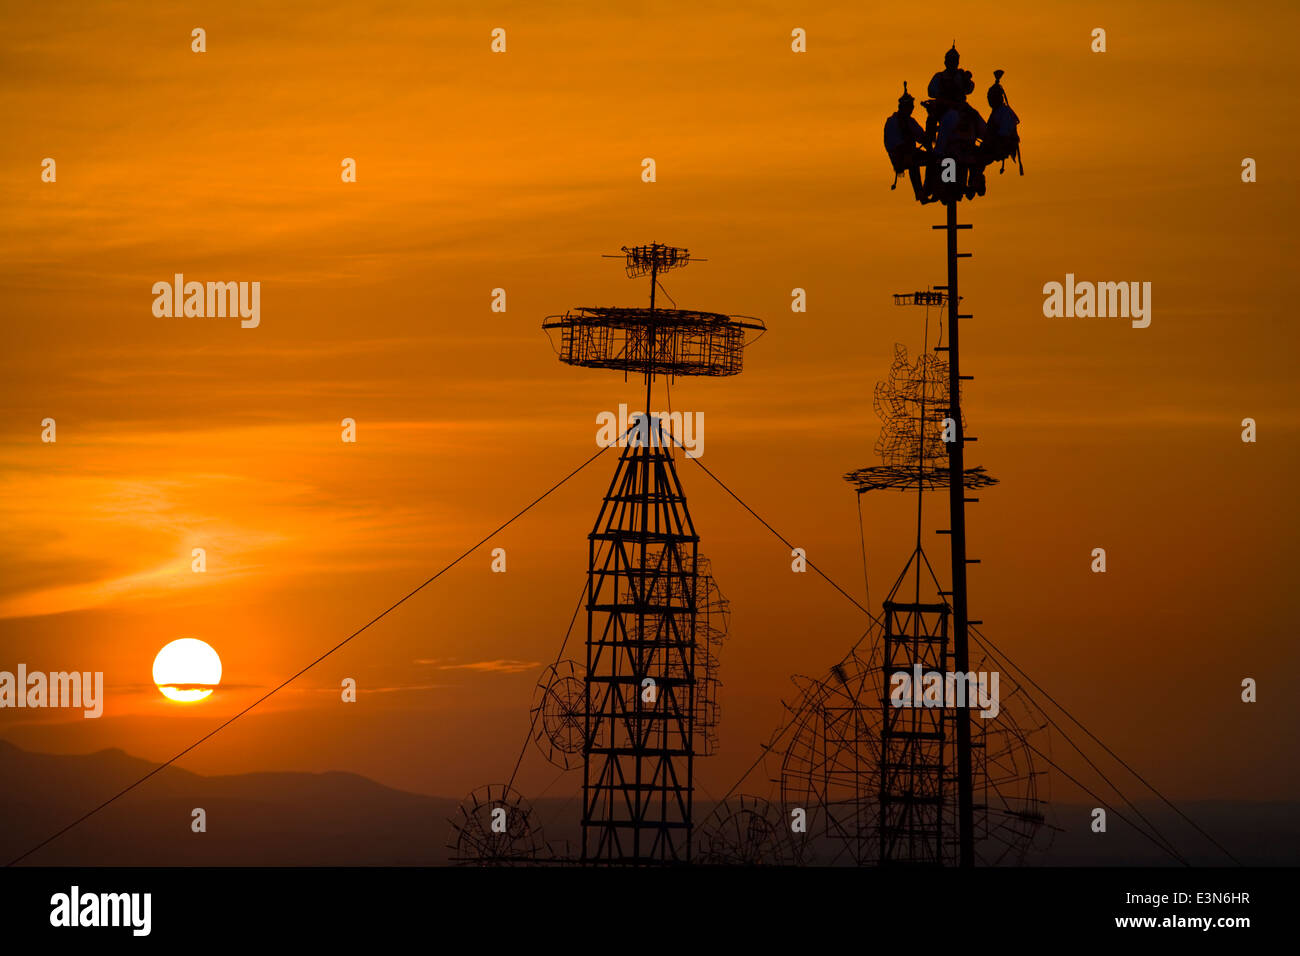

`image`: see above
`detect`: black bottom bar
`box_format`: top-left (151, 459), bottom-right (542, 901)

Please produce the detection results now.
top-left (0, 865), bottom-right (1282, 943)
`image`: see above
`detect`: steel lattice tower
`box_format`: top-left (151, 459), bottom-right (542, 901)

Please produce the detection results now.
top-left (845, 258), bottom-right (996, 866)
top-left (880, 598), bottom-right (949, 864)
top-left (542, 244), bottom-right (764, 863)
top-left (584, 424), bottom-right (699, 862)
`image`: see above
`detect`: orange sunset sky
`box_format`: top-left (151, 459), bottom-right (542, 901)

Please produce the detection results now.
top-left (1, 0), bottom-right (1297, 813)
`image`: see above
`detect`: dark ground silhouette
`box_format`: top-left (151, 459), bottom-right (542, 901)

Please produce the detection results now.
top-left (2, 740), bottom-right (1291, 866)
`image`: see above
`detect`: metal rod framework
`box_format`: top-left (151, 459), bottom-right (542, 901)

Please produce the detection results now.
top-left (558, 244), bottom-right (760, 864)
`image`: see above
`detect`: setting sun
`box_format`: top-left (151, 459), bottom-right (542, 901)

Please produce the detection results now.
top-left (152, 638), bottom-right (222, 703)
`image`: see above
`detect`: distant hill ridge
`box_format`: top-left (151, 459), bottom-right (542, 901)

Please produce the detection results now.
top-left (2, 739), bottom-right (1294, 866)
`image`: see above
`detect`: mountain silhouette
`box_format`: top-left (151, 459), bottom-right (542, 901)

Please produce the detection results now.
top-left (0, 738), bottom-right (464, 865)
top-left (2, 739), bottom-right (1294, 865)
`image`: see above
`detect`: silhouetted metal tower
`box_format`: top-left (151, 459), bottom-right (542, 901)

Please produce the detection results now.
top-left (846, 284), bottom-right (995, 865)
top-left (854, 50), bottom-right (1023, 865)
top-left (542, 244), bottom-right (763, 863)
top-left (846, 200), bottom-right (996, 867)
top-left (778, 179), bottom-right (1044, 868)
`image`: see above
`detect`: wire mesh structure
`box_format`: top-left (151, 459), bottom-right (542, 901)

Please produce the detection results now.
top-left (894, 291), bottom-right (950, 307)
top-left (808, 259), bottom-right (1041, 864)
top-left (618, 243), bottom-right (696, 278)
top-left (694, 558), bottom-right (729, 757)
top-left (776, 630), bottom-right (1047, 866)
top-left (697, 795), bottom-right (801, 865)
top-left (447, 783), bottom-right (548, 865)
top-left (543, 244), bottom-right (763, 864)
top-left (543, 307), bottom-right (764, 378)
top-left (658, 553), bottom-right (731, 757)
top-left (877, 342), bottom-right (951, 468)
top-left (531, 659), bottom-right (586, 771)
top-left (833, 254), bottom-right (1035, 865)
top-left (846, 462), bottom-right (996, 493)
top-left (844, 342), bottom-right (997, 493)
top-left (544, 241), bottom-right (763, 380)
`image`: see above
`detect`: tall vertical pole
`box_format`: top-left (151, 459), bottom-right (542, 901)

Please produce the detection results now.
top-left (647, 252), bottom-right (658, 410)
top-left (636, 253), bottom-right (657, 860)
top-left (942, 200), bottom-right (975, 867)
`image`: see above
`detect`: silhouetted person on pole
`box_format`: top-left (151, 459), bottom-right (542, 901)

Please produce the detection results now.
top-left (981, 69), bottom-right (1022, 175)
top-left (884, 82), bottom-right (929, 201)
top-left (887, 48), bottom-right (1025, 204)
top-left (924, 44), bottom-right (975, 146)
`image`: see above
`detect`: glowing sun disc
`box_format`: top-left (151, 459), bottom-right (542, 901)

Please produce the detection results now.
top-left (153, 638), bottom-right (222, 703)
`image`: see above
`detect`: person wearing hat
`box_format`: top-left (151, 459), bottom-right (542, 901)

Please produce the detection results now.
top-left (924, 43), bottom-right (976, 146)
top-left (981, 69), bottom-right (1021, 176)
top-left (884, 81), bottom-right (930, 202)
